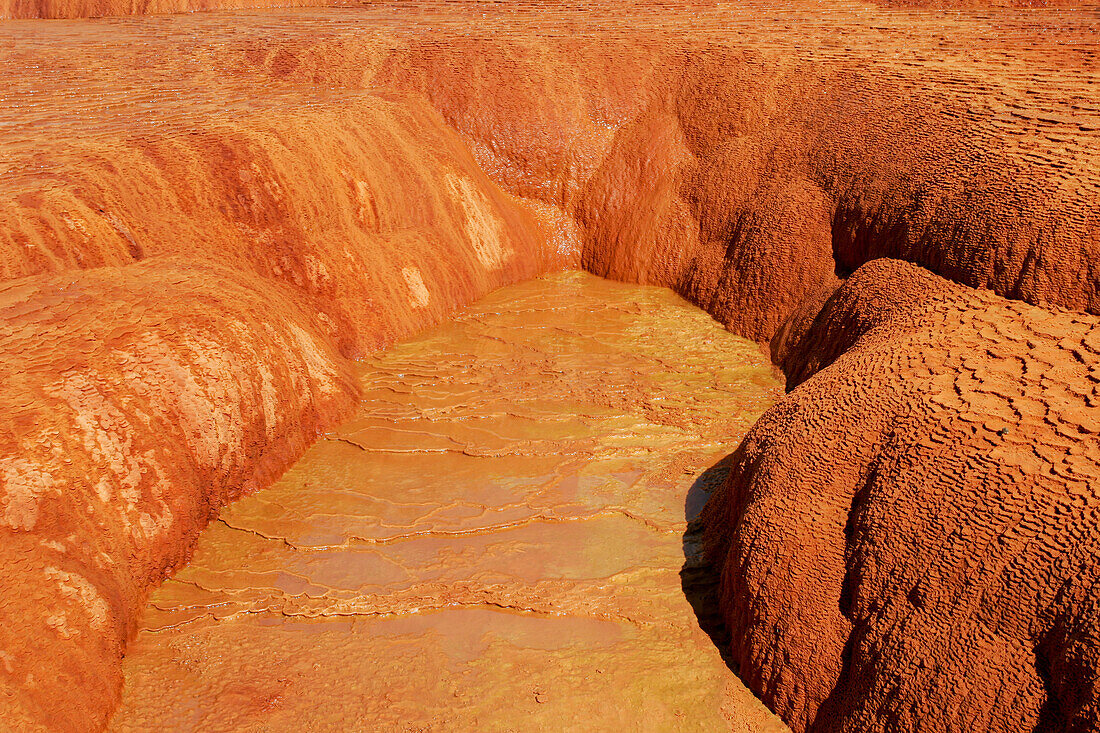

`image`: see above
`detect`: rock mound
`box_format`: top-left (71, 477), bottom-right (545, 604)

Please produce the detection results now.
top-left (703, 258), bottom-right (1100, 731)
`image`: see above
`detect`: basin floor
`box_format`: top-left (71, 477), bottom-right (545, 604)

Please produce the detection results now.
top-left (110, 272), bottom-right (786, 732)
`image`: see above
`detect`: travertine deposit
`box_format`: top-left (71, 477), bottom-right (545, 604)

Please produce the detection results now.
top-left (703, 259), bottom-right (1100, 730)
top-left (109, 272), bottom-right (786, 731)
top-left (0, 2), bottom-right (1097, 732)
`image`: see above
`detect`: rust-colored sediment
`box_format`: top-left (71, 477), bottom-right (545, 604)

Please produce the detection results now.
top-left (0, 2), bottom-right (1098, 732)
top-left (109, 272), bottom-right (786, 731)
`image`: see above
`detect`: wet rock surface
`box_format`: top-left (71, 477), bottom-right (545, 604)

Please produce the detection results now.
top-left (108, 272), bottom-right (786, 731)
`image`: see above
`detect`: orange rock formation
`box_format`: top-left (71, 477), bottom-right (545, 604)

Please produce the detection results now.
top-left (704, 259), bottom-right (1100, 730)
top-left (0, 2), bottom-right (1097, 731)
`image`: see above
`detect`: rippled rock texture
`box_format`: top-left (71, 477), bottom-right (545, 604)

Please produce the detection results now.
top-left (703, 259), bottom-right (1100, 731)
top-left (0, 2), bottom-right (1098, 732)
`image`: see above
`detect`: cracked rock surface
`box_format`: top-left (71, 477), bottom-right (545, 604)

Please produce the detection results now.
top-left (704, 259), bottom-right (1100, 732)
top-left (109, 272), bottom-right (786, 731)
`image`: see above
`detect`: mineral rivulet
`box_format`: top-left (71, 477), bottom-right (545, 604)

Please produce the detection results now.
top-left (111, 272), bottom-right (786, 731)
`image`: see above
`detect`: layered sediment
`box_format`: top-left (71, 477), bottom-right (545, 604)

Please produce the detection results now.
top-left (0, 3), bottom-right (1098, 732)
top-left (0, 0), bottom-right (1084, 21)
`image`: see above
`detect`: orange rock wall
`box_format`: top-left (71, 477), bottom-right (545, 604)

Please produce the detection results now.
top-left (702, 259), bottom-right (1100, 730)
top-left (1, 0), bottom-right (320, 19)
top-left (359, 27), bottom-right (1099, 344)
top-left (0, 0), bottom-right (1085, 20)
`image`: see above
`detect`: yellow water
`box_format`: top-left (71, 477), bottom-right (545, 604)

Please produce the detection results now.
top-left (110, 271), bottom-right (786, 732)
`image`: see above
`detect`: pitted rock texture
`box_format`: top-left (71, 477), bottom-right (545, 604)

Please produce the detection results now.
top-left (109, 272), bottom-right (785, 731)
top-left (0, 3), bottom-right (1098, 732)
top-left (703, 259), bottom-right (1100, 732)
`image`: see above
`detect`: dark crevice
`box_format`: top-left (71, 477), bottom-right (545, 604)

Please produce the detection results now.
top-left (680, 455), bottom-right (742, 676)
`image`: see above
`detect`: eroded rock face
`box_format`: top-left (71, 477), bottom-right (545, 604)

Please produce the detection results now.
top-left (703, 259), bottom-right (1100, 732)
top-left (0, 262), bottom-right (358, 730)
top-left (0, 3), bottom-right (1098, 732)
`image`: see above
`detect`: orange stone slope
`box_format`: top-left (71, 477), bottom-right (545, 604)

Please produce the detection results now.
top-left (0, 3), bottom-right (1098, 732)
top-left (703, 259), bottom-right (1100, 731)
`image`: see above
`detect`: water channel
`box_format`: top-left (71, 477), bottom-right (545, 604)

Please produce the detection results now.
top-left (110, 272), bottom-right (786, 732)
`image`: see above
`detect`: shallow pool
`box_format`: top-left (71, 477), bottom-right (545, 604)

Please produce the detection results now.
top-left (111, 271), bottom-right (785, 732)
